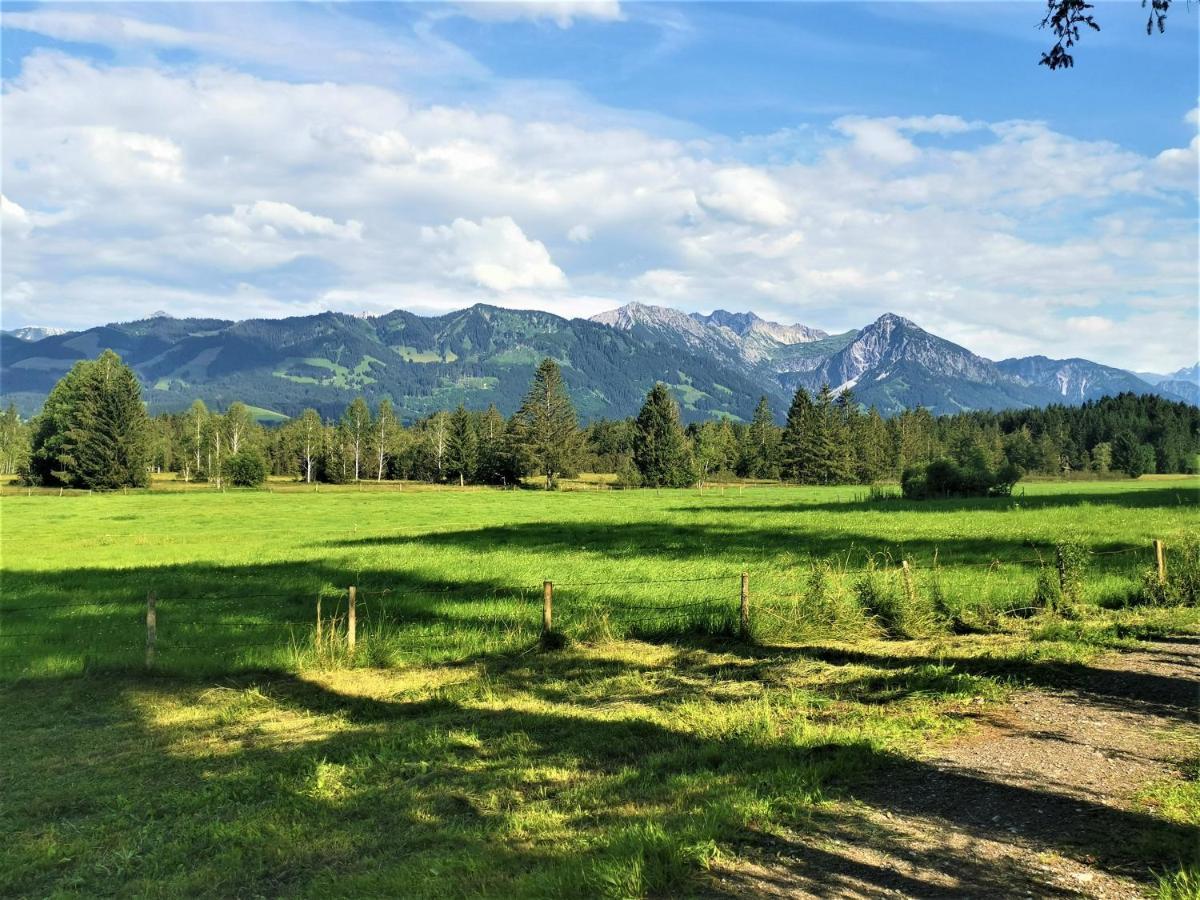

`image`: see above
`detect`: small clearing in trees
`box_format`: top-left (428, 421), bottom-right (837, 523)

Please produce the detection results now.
top-left (712, 639), bottom-right (1199, 899)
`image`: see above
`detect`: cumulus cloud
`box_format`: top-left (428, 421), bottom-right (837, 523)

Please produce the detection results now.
top-left (1, 195), bottom-right (33, 238)
top-left (699, 168), bottom-right (791, 226)
top-left (421, 217), bottom-right (567, 291)
top-left (201, 201), bottom-right (363, 241)
top-left (0, 46), bottom-right (1195, 370)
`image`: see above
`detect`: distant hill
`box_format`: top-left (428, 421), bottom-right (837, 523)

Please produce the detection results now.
top-left (1, 303), bottom-right (1192, 422)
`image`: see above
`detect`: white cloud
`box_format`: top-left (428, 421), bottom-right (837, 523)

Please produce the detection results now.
top-left (201, 201), bottom-right (363, 241)
top-left (421, 216), bottom-right (567, 292)
top-left (451, 2), bottom-right (624, 28)
top-left (0, 48), bottom-right (1195, 370)
top-left (1, 195), bottom-right (33, 239)
top-left (700, 168), bottom-right (791, 226)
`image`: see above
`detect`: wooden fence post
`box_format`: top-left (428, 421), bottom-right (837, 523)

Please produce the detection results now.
top-left (315, 595), bottom-right (322, 648)
top-left (901, 560), bottom-right (916, 606)
top-left (347, 586), bottom-right (356, 651)
top-left (145, 591), bottom-right (157, 669)
top-left (740, 572), bottom-right (750, 639)
top-left (1154, 539), bottom-right (1167, 585)
top-left (543, 581), bottom-right (554, 635)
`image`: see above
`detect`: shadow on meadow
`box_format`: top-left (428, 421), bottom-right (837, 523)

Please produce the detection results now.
top-left (3, 640), bottom-right (1195, 898)
top-left (677, 639), bottom-right (1200, 725)
top-left (322, 519), bottom-right (1157, 573)
top-left (673, 484), bottom-right (1199, 516)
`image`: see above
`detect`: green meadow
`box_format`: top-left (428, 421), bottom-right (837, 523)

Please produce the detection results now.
top-left (2, 478), bottom-right (1198, 896)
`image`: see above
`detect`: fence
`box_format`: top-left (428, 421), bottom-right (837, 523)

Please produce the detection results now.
top-left (0, 539), bottom-right (1183, 673)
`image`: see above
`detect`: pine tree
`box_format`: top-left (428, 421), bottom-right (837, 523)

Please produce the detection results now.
top-left (62, 350), bottom-right (151, 489)
top-left (780, 386), bottom-right (814, 482)
top-left (633, 383), bottom-right (695, 488)
top-left (744, 396), bottom-right (781, 478)
top-left (510, 358), bottom-right (581, 489)
top-left (476, 404), bottom-right (510, 485)
top-left (827, 388), bottom-right (856, 483)
top-left (445, 404), bottom-right (479, 486)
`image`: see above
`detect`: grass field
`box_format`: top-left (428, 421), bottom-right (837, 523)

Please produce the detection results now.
top-left (2, 478), bottom-right (1198, 896)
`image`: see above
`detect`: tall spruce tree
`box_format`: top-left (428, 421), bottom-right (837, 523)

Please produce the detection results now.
top-left (476, 404), bottom-right (511, 485)
top-left (744, 396), bottom-right (781, 478)
top-left (780, 386), bottom-right (814, 482)
top-left (39, 350), bottom-right (151, 489)
top-left (809, 384), bottom-right (840, 484)
top-left (510, 358), bottom-right (581, 489)
top-left (633, 383), bottom-right (695, 488)
top-left (445, 404), bottom-right (479, 486)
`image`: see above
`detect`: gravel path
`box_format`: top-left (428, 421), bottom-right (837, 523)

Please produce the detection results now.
top-left (711, 638), bottom-right (1199, 898)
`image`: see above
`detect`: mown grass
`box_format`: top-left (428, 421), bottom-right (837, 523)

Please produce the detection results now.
top-left (1, 478), bottom-right (1197, 678)
top-left (1, 478), bottom-right (1198, 896)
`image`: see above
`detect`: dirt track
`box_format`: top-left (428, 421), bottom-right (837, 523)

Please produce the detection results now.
top-left (711, 638), bottom-right (1200, 898)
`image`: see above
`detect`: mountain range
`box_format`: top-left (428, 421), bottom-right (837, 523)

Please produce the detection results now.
top-left (1, 304), bottom-right (1196, 423)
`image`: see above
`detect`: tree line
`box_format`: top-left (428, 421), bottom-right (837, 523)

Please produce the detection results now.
top-left (4, 350), bottom-right (1197, 490)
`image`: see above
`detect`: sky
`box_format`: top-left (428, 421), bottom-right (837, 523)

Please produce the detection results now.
top-left (1, 1), bottom-right (1197, 372)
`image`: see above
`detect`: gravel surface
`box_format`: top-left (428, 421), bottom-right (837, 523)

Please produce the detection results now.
top-left (710, 638), bottom-right (1199, 899)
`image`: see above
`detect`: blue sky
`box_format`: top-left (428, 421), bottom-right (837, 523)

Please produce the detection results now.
top-left (2, 1), bottom-right (1197, 370)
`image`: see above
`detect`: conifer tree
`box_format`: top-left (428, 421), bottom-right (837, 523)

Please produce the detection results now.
top-left (780, 386), bottom-right (814, 482)
top-left (633, 383), bottom-right (695, 488)
top-left (510, 358), bottom-right (581, 489)
top-left (476, 404), bottom-right (511, 484)
top-left (60, 350), bottom-right (150, 489)
top-left (744, 396), bottom-right (781, 478)
top-left (445, 404), bottom-right (479, 486)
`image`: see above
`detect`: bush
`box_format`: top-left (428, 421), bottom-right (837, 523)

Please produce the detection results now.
top-left (901, 456), bottom-right (1022, 500)
top-left (223, 449), bottom-right (267, 487)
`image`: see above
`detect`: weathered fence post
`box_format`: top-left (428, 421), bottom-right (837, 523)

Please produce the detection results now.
top-left (1154, 539), bottom-right (1167, 585)
top-left (543, 581), bottom-right (554, 636)
top-left (347, 586), bottom-right (356, 651)
top-left (145, 591), bottom-right (157, 669)
top-left (901, 560), bottom-right (917, 606)
top-left (315, 595), bottom-right (323, 648)
top-left (740, 572), bottom-right (750, 639)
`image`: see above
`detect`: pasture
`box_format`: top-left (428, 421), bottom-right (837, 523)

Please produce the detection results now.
top-left (2, 478), bottom-right (1198, 897)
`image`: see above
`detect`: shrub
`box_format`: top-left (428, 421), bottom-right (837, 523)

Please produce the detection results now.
top-left (901, 456), bottom-right (1022, 500)
top-left (223, 449), bottom-right (267, 487)
top-left (1055, 540), bottom-right (1089, 607)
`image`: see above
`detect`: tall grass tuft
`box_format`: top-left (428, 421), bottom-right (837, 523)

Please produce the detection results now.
top-left (855, 558), bottom-right (907, 639)
top-left (1141, 537), bottom-right (1200, 607)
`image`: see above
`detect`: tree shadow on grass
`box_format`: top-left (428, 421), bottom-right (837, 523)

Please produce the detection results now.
top-left (323, 520), bottom-right (1084, 570)
top-left (672, 483), bottom-right (1200, 516)
top-left (4, 636), bottom-right (1196, 899)
top-left (691, 638), bottom-right (1199, 725)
